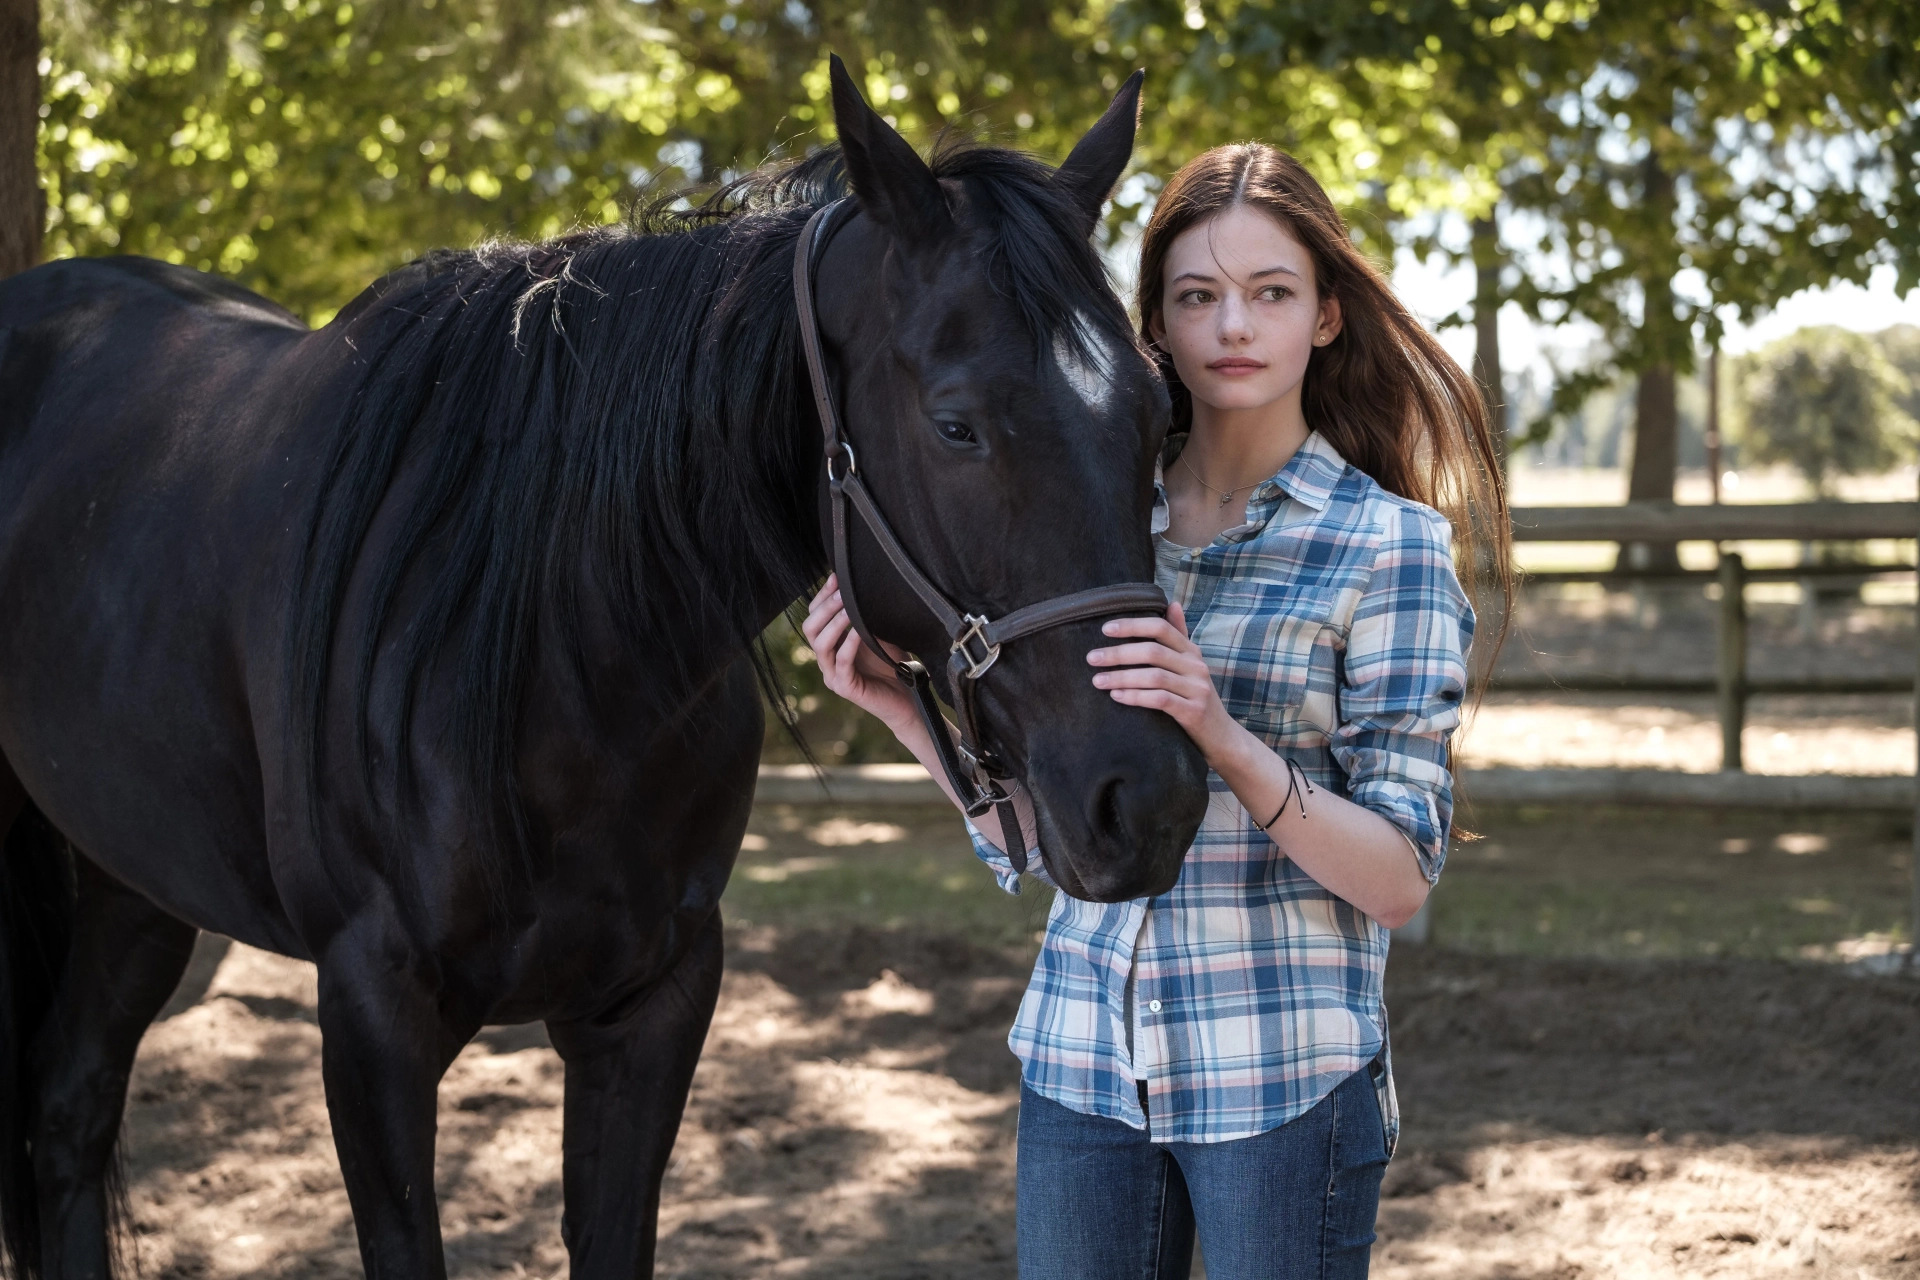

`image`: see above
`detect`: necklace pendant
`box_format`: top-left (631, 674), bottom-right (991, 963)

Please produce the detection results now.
top-left (1219, 492), bottom-right (1234, 509)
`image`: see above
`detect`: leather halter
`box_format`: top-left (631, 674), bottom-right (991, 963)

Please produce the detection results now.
top-left (791, 201), bottom-right (1169, 874)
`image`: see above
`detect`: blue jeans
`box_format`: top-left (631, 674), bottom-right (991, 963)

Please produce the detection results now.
top-left (1015, 1066), bottom-right (1389, 1280)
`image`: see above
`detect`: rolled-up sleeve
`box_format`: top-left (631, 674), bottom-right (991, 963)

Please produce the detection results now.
top-left (1331, 503), bottom-right (1473, 883)
top-left (965, 812), bottom-right (1057, 895)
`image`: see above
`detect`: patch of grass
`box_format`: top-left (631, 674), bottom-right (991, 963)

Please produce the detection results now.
top-left (729, 800), bottom-right (1913, 967)
top-left (1432, 805), bottom-right (1912, 961)
top-left (725, 803), bottom-right (1056, 955)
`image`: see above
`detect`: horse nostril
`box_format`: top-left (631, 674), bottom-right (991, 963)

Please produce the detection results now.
top-left (1091, 775), bottom-right (1130, 844)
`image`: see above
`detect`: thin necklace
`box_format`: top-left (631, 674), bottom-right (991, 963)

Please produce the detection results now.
top-left (1179, 449), bottom-right (1264, 510)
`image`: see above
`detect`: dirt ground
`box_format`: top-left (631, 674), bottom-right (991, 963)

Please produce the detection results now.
top-left (120, 801), bottom-right (1920, 1280)
top-left (118, 560), bottom-right (1920, 1278)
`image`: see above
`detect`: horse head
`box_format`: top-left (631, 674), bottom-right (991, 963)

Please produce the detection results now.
top-left (810, 58), bottom-right (1209, 903)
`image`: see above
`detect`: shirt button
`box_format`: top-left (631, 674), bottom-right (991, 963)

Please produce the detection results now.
top-left (1148, 999), bottom-right (1163, 1013)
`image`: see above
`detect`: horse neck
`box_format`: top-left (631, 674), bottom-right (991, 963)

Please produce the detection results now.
top-left (568, 357), bottom-right (826, 711)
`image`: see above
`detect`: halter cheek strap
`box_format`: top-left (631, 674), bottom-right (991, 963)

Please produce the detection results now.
top-left (791, 201), bottom-right (1168, 875)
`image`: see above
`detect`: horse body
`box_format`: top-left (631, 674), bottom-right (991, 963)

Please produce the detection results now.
top-left (1, 254), bottom-right (748, 1000)
top-left (0, 256), bottom-right (318, 957)
top-left (1, 251), bottom-right (759, 1278)
top-left (0, 60), bottom-right (1207, 1279)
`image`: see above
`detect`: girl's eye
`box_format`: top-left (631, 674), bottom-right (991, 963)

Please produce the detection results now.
top-left (1178, 289), bottom-right (1213, 305)
top-left (935, 418), bottom-right (977, 445)
top-left (1259, 285), bottom-right (1291, 302)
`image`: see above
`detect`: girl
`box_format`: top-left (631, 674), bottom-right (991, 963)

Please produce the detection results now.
top-left (802, 143), bottom-right (1508, 1279)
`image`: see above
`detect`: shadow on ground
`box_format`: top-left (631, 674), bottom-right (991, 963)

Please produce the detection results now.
top-left (122, 925), bottom-right (1920, 1279)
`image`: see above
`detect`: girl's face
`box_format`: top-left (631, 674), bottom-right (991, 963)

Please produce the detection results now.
top-left (1149, 204), bottom-right (1342, 417)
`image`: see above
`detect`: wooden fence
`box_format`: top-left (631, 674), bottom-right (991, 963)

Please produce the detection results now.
top-left (1499, 500), bottom-right (1919, 769)
top-left (1488, 499), bottom-right (1917, 958)
top-left (757, 499), bottom-right (1920, 963)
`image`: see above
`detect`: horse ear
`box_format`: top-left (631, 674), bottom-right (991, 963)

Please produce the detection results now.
top-left (1054, 70), bottom-right (1145, 239)
top-left (829, 53), bottom-right (950, 242)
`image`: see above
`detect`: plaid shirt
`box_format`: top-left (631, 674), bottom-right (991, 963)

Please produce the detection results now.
top-left (969, 430), bottom-right (1472, 1146)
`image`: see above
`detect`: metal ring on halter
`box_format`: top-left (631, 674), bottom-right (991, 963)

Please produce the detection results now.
top-left (961, 776), bottom-right (1011, 819)
top-left (951, 614), bottom-right (1002, 679)
top-left (826, 442), bottom-right (858, 485)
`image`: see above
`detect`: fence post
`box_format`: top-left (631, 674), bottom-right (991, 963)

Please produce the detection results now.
top-left (1718, 551), bottom-right (1746, 771)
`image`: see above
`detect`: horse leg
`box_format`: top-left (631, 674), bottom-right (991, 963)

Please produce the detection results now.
top-left (31, 854), bottom-right (197, 1280)
top-left (545, 910), bottom-right (725, 1279)
top-left (315, 917), bottom-right (479, 1280)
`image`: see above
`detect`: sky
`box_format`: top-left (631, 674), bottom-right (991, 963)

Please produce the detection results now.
top-left (1105, 208), bottom-right (1920, 405)
top-left (1392, 256), bottom-right (1920, 388)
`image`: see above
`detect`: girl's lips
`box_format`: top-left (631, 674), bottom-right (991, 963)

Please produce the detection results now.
top-left (1207, 358), bottom-right (1266, 375)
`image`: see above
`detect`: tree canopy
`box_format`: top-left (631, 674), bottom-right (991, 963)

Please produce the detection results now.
top-left (39, 0), bottom-right (1148, 319)
top-left (1732, 326), bottom-right (1917, 495)
top-left (30, 0), bottom-right (1920, 432)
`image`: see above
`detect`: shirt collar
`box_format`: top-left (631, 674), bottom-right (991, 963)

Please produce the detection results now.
top-left (1152, 429), bottom-right (1347, 535)
top-left (1262, 430), bottom-right (1346, 513)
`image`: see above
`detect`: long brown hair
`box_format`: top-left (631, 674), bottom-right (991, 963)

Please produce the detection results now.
top-left (1137, 143), bottom-right (1512, 662)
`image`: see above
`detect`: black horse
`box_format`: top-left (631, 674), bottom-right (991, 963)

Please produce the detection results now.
top-left (0, 59), bottom-right (1207, 1278)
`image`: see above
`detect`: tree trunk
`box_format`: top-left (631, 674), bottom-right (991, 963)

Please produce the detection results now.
top-left (1617, 147), bottom-right (1681, 575)
top-left (1471, 214), bottom-right (1506, 475)
top-left (0, 0), bottom-right (40, 278)
top-left (1627, 363), bottom-right (1678, 502)
top-left (1618, 364), bottom-right (1682, 573)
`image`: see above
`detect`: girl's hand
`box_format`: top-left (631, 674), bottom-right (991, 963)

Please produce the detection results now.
top-left (1087, 602), bottom-right (1245, 764)
top-left (800, 575), bottom-right (917, 730)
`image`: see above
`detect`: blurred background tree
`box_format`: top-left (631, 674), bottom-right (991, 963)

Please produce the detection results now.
top-left (0, 0), bottom-right (37, 276)
top-left (1732, 326), bottom-right (1917, 498)
top-left (27, 0), bottom-right (1143, 319)
top-left (1106, 0), bottom-right (1919, 572)
top-left (1880, 324), bottom-right (1920, 426)
top-left (10, 0), bottom-right (1920, 758)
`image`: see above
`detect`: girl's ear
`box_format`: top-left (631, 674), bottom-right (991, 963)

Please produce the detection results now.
top-left (1314, 294), bottom-right (1344, 346)
top-left (1147, 309), bottom-right (1167, 350)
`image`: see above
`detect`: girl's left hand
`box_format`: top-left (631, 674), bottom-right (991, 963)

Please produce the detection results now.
top-left (1088, 602), bottom-right (1243, 764)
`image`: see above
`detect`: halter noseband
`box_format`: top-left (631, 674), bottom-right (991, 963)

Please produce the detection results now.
top-left (791, 200), bottom-right (1169, 874)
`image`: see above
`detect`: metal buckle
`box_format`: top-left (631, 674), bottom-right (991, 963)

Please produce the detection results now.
top-left (951, 613), bottom-right (1000, 679)
top-left (826, 442), bottom-right (857, 485)
top-left (962, 777), bottom-right (1011, 819)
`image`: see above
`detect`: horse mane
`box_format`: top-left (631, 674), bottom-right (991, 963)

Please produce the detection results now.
top-left (287, 138), bottom-right (1128, 891)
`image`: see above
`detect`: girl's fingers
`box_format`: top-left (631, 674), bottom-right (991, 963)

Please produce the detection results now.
top-left (1100, 615), bottom-right (1185, 646)
top-left (803, 591), bottom-right (848, 647)
top-left (1087, 640), bottom-right (1202, 670)
top-left (1092, 666), bottom-right (1190, 691)
top-left (809, 573), bottom-right (840, 609)
top-left (812, 610), bottom-right (850, 662)
top-left (834, 627), bottom-right (865, 682)
top-left (1166, 600), bottom-right (1190, 638)
top-left (1108, 687), bottom-right (1183, 714)
top-left (804, 597), bottom-right (843, 646)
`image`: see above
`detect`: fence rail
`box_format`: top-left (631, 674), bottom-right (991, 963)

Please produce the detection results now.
top-left (756, 502), bottom-right (1919, 961)
top-left (1504, 500), bottom-right (1917, 962)
top-left (1510, 500), bottom-right (1917, 542)
top-left (1487, 674), bottom-right (1913, 695)
top-left (1519, 562), bottom-right (1914, 585)
top-left (755, 764), bottom-right (1916, 812)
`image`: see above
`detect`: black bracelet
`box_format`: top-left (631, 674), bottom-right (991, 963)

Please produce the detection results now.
top-left (1260, 758), bottom-right (1315, 830)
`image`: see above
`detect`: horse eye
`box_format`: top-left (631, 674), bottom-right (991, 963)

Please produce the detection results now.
top-left (935, 418), bottom-right (977, 445)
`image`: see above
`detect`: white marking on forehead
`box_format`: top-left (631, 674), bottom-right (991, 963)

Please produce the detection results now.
top-left (1052, 309), bottom-right (1119, 414)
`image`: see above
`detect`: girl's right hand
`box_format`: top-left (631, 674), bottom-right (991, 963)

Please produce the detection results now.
top-left (800, 575), bottom-right (916, 729)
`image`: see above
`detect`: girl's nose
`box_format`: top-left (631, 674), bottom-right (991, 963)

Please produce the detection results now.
top-left (1217, 292), bottom-right (1253, 345)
